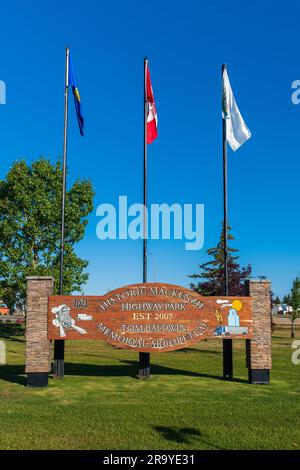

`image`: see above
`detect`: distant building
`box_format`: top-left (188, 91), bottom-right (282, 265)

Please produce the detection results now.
top-left (272, 303), bottom-right (293, 316)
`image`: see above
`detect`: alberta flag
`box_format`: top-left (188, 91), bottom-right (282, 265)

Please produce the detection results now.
top-left (68, 54), bottom-right (84, 136)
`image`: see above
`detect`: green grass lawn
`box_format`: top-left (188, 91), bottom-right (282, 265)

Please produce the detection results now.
top-left (0, 325), bottom-right (299, 450)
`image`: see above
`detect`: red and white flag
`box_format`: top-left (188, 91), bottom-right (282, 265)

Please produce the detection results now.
top-left (145, 62), bottom-right (158, 144)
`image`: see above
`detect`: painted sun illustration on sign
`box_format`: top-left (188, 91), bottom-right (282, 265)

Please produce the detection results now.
top-left (232, 299), bottom-right (243, 311)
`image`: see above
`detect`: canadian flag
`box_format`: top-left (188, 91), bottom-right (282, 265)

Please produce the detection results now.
top-left (145, 62), bottom-right (158, 144)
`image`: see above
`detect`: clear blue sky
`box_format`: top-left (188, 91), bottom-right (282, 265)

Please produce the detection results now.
top-left (0, 0), bottom-right (299, 299)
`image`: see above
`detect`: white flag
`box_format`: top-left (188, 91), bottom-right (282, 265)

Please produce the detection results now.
top-left (222, 68), bottom-right (251, 151)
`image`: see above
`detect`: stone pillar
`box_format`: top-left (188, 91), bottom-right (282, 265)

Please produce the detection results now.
top-left (25, 276), bottom-right (54, 387)
top-left (245, 279), bottom-right (272, 384)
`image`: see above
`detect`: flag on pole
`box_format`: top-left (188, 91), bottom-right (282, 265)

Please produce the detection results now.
top-left (68, 54), bottom-right (84, 136)
top-left (222, 68), bottom-right (251, 151)
top-left (145, 63), bottom-right (158, 144)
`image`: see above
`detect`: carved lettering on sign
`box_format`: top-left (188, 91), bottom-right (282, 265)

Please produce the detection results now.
top-left (48, 283), bottom-right (253, 352)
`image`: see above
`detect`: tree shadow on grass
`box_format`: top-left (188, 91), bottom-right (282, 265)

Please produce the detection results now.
top-left (153, 426), bottom-right (225, 449)
top-left (0, 364), bottom-right (26, 386)
top-left (154, 426), bottom-right (202, 444)
top-left (0, 323), bottom-right (25, 343)
top-left (0, 360), bottom-right (248, 387)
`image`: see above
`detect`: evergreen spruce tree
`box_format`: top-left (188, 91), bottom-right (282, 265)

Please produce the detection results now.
top-left (189, 225), bottom-right (252, 296)
top-left (283, 294), bottom-right (291, 304)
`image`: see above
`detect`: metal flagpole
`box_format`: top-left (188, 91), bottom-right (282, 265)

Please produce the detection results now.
top-left (54, 47), bottom-right (70, 379)
top-left (143, 57), bottom-right (148, 286)
top-left (222, 64), bottom-right (229, 297)
top-left (222, 63), bottom-right (233, 379)
top-left (139, 56), bottom-right (150, 379)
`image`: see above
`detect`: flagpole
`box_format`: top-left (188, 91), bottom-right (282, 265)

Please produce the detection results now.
top-left (222, 64), bottom-right (228, 297)
top-left (222, 63), bottom-right (233, 380)
top-left (143, 57), bottom-right (148, 286)
top-left (139, 56), bottom-right (150, 379)
top-left (54, 46), bottom-right (69, 379)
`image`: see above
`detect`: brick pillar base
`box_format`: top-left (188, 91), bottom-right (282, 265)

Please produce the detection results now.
top-left (25, 276), bottom-right (54, 387)
top-left (245, 279), bottom-right (272, 384)
top-left (248, 369), bottom-right (270, 384)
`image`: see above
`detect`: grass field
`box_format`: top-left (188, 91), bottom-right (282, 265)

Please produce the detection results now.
top-left (0, 325), bottom-right (299, 450)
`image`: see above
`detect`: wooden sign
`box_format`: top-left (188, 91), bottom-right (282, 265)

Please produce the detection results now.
top-left (48, 283), bottom-right (253, 352)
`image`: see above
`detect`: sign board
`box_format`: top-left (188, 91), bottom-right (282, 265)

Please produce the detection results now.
top-left (48, 283), bottom-right (253, 352)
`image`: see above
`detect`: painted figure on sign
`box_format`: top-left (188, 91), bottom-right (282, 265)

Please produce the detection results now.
top-left (52, 304), bottom-right (87, 337)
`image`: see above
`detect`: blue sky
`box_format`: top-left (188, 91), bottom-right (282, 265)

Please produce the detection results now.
top-left (0, 0), bottom-right (299, 298)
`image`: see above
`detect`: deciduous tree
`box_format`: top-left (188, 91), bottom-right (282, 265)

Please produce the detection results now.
top-left (0, 158), bottom-right (94, 313)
